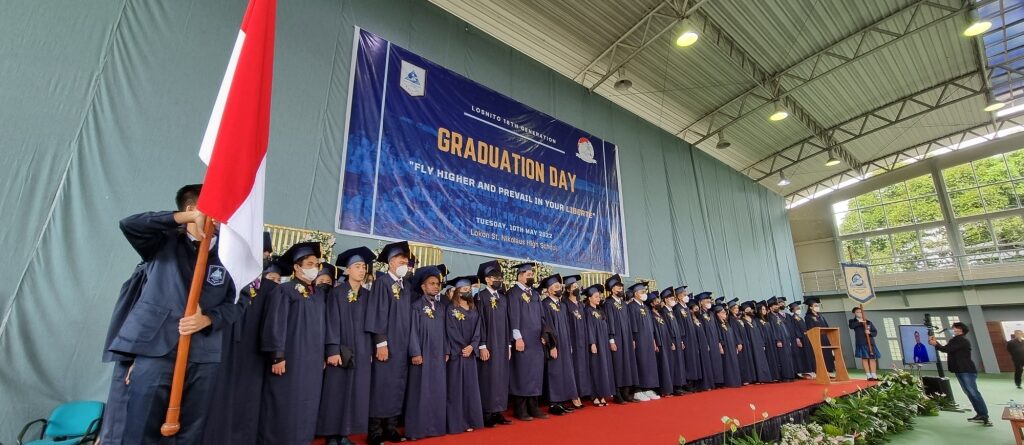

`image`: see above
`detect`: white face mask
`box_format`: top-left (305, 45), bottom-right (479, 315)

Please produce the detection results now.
top-left (638, 293), bottom-right (648, 302)
top-left (682, 296), bottom-right (690, 303)
top-left (667, 300), bottom-right (677, 308)
top-left (301, 267), bottom-right (318, 281)
top-left (393, 264), bottom-right (409, 278)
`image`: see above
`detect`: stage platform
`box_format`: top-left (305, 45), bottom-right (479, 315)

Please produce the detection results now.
top-left (325, 378), bottom-right (877, 444)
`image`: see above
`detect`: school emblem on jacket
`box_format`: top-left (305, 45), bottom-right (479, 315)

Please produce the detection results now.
top-left (207, 265), bottom-right (226, 286)
top-left (399, 60), bottom-right (426, 97)
top-left (452, 308), bottom-right (465, 321)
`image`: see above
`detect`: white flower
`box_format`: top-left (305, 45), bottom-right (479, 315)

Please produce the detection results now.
top-left (749, 403), bottom-right (756, 411)
top-left (721, 415), bottom-right (731, 424)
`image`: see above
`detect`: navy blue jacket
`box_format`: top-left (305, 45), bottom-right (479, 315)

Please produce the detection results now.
top-left (107, 211), bottom-right (242, 363)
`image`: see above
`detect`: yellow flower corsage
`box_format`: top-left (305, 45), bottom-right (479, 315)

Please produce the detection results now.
top-left (614, 301), bottom-right (623, 310)
top-left (639, 307), bottom-right (646, 316)
top-left (452, 308), bottom-right (465, 321)
top-left (391, 283), bottom-right (401, 300)
top-left (295, 283), bottom-right (309, 298)
top-left (573, 309), bottom-right (582, 320)
top-left (347, 289), bottom-right (358, 303)
top-left (549, 302), bottom-right (560, 312)
top-left (424, 306), bottom-right (434, 319)
top-left (490, 297), bottom-right (498, 309)
top-left (248, 286), bottom-right (257, 299)
top-left (521, 293), bottom-right (531, 303)
top-left (656, 316), bottom-right (665, 325)
top-left (592, 311), bottom-right (602, 320)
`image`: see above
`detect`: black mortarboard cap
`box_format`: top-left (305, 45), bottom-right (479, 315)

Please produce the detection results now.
top-left (282, 242), bottom-right (321, 268)
top-left (605, 274), bottom-right (623, 289)
top-left (695, 291), bottom-right (713, 301)
top-left (627, 281), bottom-right (648, 293)
top-left (264, 257), bottom-right (286, 276)
top-left (512, 262), bottom-right (536, 275)
top-left (317, 263), bottom-right (337, 279)
top-left (805, 297), bottom-right (821, 305)
top-left (477, 260), bottom-right (502, 280)
top-left (563, 275), bottom-right (582, 287)
top-left (263, 231), bottom-right (273, 253)
top-left (376, 241), bottom-right (410, 263)
top-left (585, 284), bottom-right (604, 297)
top-left (712, 304), bottom-right (726, 313)
top-left (336, 246), bottom-right (375, 268)
top-left (540, 273), bottom-right (562, 290)
top-left (410, 265), bottom-right (443, 292)
top-left (674, 285), bottom-right (688, 295)
top-left (727, 298), bottom-right (739, 307)
top-left (788, 300), bottom-right (802, 308)
top-left (660, 287), bottom-right (675, 299)
top-left (447, 275), bottom-right (479, 289)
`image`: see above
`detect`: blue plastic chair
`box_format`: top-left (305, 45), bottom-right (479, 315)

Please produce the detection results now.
top-left (17, 401), bottom-right (103, 445)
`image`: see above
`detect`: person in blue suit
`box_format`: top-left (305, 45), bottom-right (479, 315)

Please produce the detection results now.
top-left (106, 184), bottom-right (243, 444)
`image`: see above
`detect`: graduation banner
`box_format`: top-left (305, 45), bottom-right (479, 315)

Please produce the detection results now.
top-left (841, 262), bottom-right (876, 304)
top-left (336, 28), bottom-right (628, 273)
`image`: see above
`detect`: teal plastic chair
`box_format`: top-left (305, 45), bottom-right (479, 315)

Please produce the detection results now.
top-left (17, 401), bottom-right (103, 445)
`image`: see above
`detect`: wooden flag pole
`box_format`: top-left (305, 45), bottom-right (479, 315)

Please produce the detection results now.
top-left (161, 217), bottom-right (215, 436)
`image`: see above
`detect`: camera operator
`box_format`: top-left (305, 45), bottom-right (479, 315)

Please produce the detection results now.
top-left (929, 322), bottom-right (990, 426)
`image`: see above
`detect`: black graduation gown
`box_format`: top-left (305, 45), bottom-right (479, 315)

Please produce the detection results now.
top-left (717, 319), bottom-right (743, 388)
top-left (662, 308), bottom-right (687, 387)
top-left (732, 317), bottom-right (755, 384)
top-left (365, 273), bottom-right (412, 418)
top-left (565, 298), bottom-right (593, 398)
top-left (691, 312), bottom-right (716, 390)
top-left (203, 278), bottom-right (275, 445)
top-left (758, 317), bottom-right (781, 381)
top-left (603, 297), bottom-right (638, 388)
top-left (259, 281), bottom-right (326, 445)
top-left (446, 305), bottom-right (483, 433)
top-left (700, 311), bottom-right (724, 385)
top-left (628, 300), bottom-right (659, 389)
top-left (672, 305), bottom-right (699, 382)
top-left (316, 282), bottom-right (373, 437)
top-left (584, 305), bottom-right (615, 398)
top-left (508, 283), bottom-right (545, 397)
top-left (651, 310), bottom-right (675, 396)
top-left (804, 313), bottom-right (836, 372)
top-left (769, 312), bottom-right (797, 380)
top-left (98, 263), bottom-right (147, 445)
top-left (786, 313), bottom-right (813, 374)
top-left (742, 317), bottom-right (774, 383)
top-left (476, 287), bottom-right (511, 413)
top-left (542, 297), bottom-right (578, 402)
top-left (405, 296), bottom-right (447, 440)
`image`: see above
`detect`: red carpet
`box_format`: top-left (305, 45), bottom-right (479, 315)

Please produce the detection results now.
top-left (324, 379), bottom-right (876, 445)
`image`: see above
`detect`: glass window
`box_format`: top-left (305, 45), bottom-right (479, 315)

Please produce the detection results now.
top-left (949, 188), bottom-right (985, 217)
top-left (910, 196), bottom-right (942, 223)
top-left (835, 211), bottom-right (862, 236)
top-left (880, 182), bottom-right (909, 203)
top-left (860, 205), bottom-right (887, 231)
top-left (907, 174), bottom-right (937, 197)
top-left (980, 183), bottom-right (1019, 212)
top-left (885, 201), bottom-right (914, 228)
top-left (889, 340), bottom-right (903, 362)
top-left (972, 154), bottom-right (1010, 184)
top-left (960, 221), bottom-right (995, 254)
top-left (942, 163), bottom-right (977, 191)
top-left (883, 317), bottom-right (897, 337)
top-left (1007, 150), bottom-right (1024, 179)
top-left (892, 231), bottom-right (922, 271)
top-left (993, 215), bottom-right (1024, 248)
top-left (841, 238), bottom-right (867, 262)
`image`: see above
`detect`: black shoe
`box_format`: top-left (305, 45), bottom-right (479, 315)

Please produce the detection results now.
top-left (549, 404), bottom-right (568, 416)
top-left (967, 415), bottom-right (984, 422)
top-left (527, 398), bottom-right (549, 419)
top-left (563, 404), bottom-right (575, 413)
top-left (484, 413), bottom-right (497, 428)
top-left (496, 414), bottom-right (513, 425)
top-left (515, 413), bottom-right (534, 421)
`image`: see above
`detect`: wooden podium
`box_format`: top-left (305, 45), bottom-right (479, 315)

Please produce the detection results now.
top-left (807, 327), bottom-right (849, 384)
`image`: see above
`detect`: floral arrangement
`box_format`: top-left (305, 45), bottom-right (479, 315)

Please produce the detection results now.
top-left (779, 423), bottom-right (847, 445)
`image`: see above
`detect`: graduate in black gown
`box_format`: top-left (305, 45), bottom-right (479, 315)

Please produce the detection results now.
top-left (714, 304), bottom-right (743, 388)
top-left (259, 242), bottom-right (327, 445)
top-left (697, 292), bottom-right (724, 387)
top-left (475, 260), bottom-right (513, 427)
top-left (767, 297), bottom-right (797, 381)
top-left (756, 301), bottom-right (781, 382)
top-left (562, 275), bottom-right (591, 409)
top-left (627, 282), bottom-right (660, 401)
top-left (689, 298), bottom-right (715, 391)
top-left (583, 285), bottom-right (614, 406)
top-left (507, 262), bottom-right (549, 421)
top-left (365, 241), bottom-right (414, 444)
top-left (316, 246), bottom-right (375, 445)
top-left (203, 256), bottom-right (283, 445)
top-left (404, 266), bottom-right (448, 440)
top-left (648, 292), bottom-right (676, 397)
top-left (660, 288), bottom-right (687, 395)
top-left (673, 287), bottom-right (701, 389)
top-left (602, 275), bottom-right (638, 403)
top-left (540, 274), bottom-right (579, 415)
top-left (786, 300), bottom-right (814, 377)
top-left (803, 298), bottom-right (835, 373)
top-left (728, 299), bottom-right (755, 385)
top-left (740, 301), bottom-right (774, 384)
top-left (446, 275), bottom-right (484, 434)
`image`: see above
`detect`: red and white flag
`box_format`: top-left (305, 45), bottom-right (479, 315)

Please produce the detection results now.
top-left (196, 0), bottom-right (276, 293)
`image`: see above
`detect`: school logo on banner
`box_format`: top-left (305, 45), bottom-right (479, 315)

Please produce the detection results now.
top-left (841, 262), bottom-right (875, 304)
top-left (576, 137), bottom-right (597, 164)
top-left (207, 265), bottom-right (227, 286)
top-left (399, 60), bottom-right (426, 97)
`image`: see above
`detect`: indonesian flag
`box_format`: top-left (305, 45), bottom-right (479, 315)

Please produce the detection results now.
top-left (196, 0), bottom-right (275, 293)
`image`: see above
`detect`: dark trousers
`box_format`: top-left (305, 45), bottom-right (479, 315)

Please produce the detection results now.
top-left (122, 353), bottom-right (218, 444)
top-left (955, 372), bottom-right (988, 418)
top-left (1014, 360), bottom-right (1023, 387)
top-left (367, 416), bottom-right (399, 444)
top-left (98, 361), bottom-right (132, 445)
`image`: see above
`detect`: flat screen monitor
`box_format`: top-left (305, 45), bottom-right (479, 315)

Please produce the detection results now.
top-left (899, 324), bottom-right (938, 365)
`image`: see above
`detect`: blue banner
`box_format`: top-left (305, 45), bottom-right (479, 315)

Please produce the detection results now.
top-left (336, 29), bottom-right (627, 273)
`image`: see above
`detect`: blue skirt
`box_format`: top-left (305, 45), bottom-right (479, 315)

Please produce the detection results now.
top-left (855, 344), bottom-right (878, 359)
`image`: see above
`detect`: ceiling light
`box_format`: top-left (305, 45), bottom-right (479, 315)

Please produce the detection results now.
top-left (777, 171), bottom-right (791, 187)
top-left (769, 102), bottom-right (789, 121)
top-left (716, 130), bottom-right (731, 149)
top-left (984, 101), bottom-right (1005, 112)
top-left (676, 30), bottom-right (699, 47)
top-left (963, 20), bottom-right (992, 37)
top-left (825, 150), bottom-right (841, 167)
top-left (613, 78), bottom-right (633, 91)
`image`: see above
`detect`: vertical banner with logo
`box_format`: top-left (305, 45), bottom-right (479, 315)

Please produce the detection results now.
top-left (336, 28), bottom-right (628, 273)
top-left (840, 262), bottom-right (876, 305)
